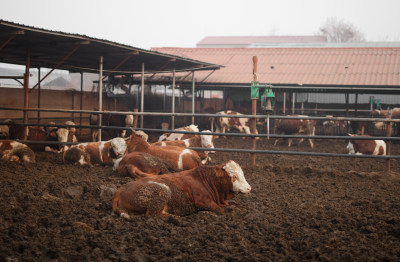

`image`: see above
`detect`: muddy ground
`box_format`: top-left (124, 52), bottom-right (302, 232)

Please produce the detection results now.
top-left (1, 135), bottom-right (400, 261)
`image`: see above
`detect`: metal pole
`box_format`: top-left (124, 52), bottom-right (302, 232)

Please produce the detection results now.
top-left (283, 92), bottom-right (286, 114)
top-left (37, 67), bottom-right (41, 123)
top-left (23, 48), bottom-right (30, 140)
top-left (385, 121), bottom-right (392, 174)
top-left (98, 56), bottom-right (103, 141)
top-left (192, 71), bottom-right (195, 124)
top-left (251, 56), bottom-right (258, 167)
top-left (80, 72), bottom-right (83, 132)
top-left (140, 62), bottom-right (145, 128)
top-left (172, 69), bottom-right (176, 129)
top-left (292, 92), bottom-right (295, 114)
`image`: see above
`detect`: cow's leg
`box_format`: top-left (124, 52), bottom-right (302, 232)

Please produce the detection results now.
top-left (308, 139), bottom-right (314, 148)
top-left (288, 138), bottom-right (293, 147)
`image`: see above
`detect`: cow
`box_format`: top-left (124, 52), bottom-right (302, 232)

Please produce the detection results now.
top-left (158, 124), bottom-right (199, 142)
top-left (152, 130), bottom-right (215, 164)
top-left (212, 110), bottom-right (258, 138)
top-left (0, 119), bottom-right (11, 139)
top-left (90, 110), bottom-right (135, 141)
top-left (117, 152), bottom-right (180, 178)
top-left (321, 116), bottom-right (349, 135)
top-left (0, 140), bottom-right (36, 163)
top-left (8, 123), bottom-right (75, 152)
top-left (274, 115), bottom-right (316, 148)
top-left (346, 134), bottom-right (386, 155)
top-left (126, 133), bottom-right (202, 171)
top-left (112, 160), bottom-right (251, 218)
top-left (63, 137), bottom-right (127, 167)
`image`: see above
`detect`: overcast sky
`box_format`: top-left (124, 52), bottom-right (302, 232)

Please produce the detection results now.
top-left (1, 0), bottom-right (400, 49)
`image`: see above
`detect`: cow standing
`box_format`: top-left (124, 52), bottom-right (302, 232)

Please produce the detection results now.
top-left (347, 134), bottom-right (386, 155)
top-left (212, 110), bottom-right (257, 138)
top-left (112, 160), bottom-right (251, 218)
top-left (90, 110), bottom-right (135, 141)
top-left (0, 140), bottom-right (36, 163)
top-left (274, 115), bottom-right (316, 148)
top-left (63, 137), bottom-right (127, 167)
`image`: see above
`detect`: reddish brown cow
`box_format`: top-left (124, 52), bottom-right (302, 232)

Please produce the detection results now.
top-left (212, 110), bottom-right (257, 138)
top-left (346, 134), bottom-right (386, 155)
top-left (117, 152), bottom-right (179, 178)
top-left (112, 160), bottom-right (251, 218)
top-left (126, 134), bottom-right (202, 171)
top-left (0, 140), bottom-right (35, 163)
top-left (274, 115), bottom-right (316, 148)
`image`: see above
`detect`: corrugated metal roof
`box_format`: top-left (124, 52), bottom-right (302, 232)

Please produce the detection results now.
top-left (0, 20), bottom-right (221, 74)
top-left (151, 47), bottom-right (400, 87)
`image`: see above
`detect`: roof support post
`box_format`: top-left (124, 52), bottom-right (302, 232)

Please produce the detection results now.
top-left (283, 92), bottom-right (286, 114)
top-left (140, 62), bottom-right (145, 128)
top-left (30, 44), bottom-right (81, 92)
top-left (98, 56), bottom-right (103, 141)
top-left (171, 69), bottom-right (176, 129)
top-left (37, 67), bottom-right (41, 123)
top-left (80, 72), bottom-right (83, 133)
top-left (23, 47), bottom-right (31, 140)
top-left (192, 71), bottom-right (195, 124)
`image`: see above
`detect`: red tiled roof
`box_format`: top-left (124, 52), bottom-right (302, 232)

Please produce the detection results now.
top-left (151, 47), bottom-right (400, 86)
top-left (197, 35), bottom-right (327, 46)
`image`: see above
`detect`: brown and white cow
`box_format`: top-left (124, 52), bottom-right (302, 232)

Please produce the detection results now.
top-left (158, 124), bottom-right (199, 142)
top-left (346, 134), bottom-right (386, 155)
top-left (112, 160), bottom-right (251, 218)
top-left (90, 110), bottom-right (135, 141)
top-left (126, 133), bottom-right (202, 171)
top-left (212, 110), bottom-right (257, 138)
top-left (63, 137), bottom-right (127, 167)
top-left (152, 130), bottom-right (215, 164)
top-left (117, 152), bottom-right (180, 178)
top-left (274, 115), bottom-right (316, 148)
top-left (0, 140), bottom-right (36, 163)
top-left (8, 124), bottom-right (76, 152)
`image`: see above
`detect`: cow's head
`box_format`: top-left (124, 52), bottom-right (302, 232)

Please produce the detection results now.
top-left (222, 160), bottom-right (251, 194)
top-left (110, 137), bottom-right (127, 158)
top-left (200, 130), bottom-right (215, 153)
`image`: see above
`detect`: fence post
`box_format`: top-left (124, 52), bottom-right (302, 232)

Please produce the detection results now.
top-left (385, 121), bottom-right (392, 174)
top-left (251, 56), bottom-right (258, 167)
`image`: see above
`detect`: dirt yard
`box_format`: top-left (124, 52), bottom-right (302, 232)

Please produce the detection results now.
top-left (1, 135), bottom-right (400, 261)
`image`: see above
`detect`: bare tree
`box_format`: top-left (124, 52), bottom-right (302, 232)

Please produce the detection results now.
top-left (317, 17), bottom-right (366, 42)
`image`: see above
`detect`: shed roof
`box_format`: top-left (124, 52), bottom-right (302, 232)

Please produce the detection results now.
top-left (0, 20), bottom-right (221, 74)
top-left (151, 47), bottom-right (400, 93)
top-left (197, 35), bottom-right (327, 47)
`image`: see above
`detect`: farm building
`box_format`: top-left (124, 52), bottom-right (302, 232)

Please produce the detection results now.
top-left (150, 44), bottom-right (400, 118)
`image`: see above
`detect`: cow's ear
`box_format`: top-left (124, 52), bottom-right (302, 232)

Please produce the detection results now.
top-left (232, 175), bottom-right (237, 182)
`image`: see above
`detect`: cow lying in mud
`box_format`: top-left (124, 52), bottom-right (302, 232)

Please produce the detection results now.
top-left (158, 124), bottom-right (199, 141)
top-left (117, 152), bottom-right (180, 178)
top-left (63, 137), bottom-right (127, 166)
top-left (346, 134), bottom-right (386, 155)
top-left (0, 140), bottom-right (36, 163)
top-left (152, 130), bottom-right (215, 164)
top-left (126, 133), bottom-right (201, 171)
top-left (112, 160), bottom-right (251, 218)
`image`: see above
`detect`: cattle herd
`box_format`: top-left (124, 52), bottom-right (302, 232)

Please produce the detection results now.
top-left (0, 108), bottom-right (398, 218)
